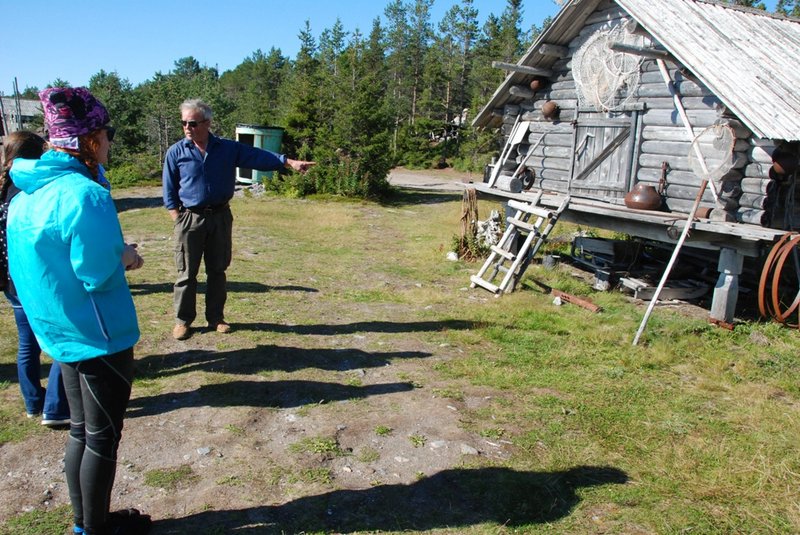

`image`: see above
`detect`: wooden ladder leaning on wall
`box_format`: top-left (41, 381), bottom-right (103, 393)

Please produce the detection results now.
top-left (471, 192), bottom-right (570, 294)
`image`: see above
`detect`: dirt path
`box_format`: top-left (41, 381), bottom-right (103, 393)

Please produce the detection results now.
top-left (388, 167), bottom-right (482, 192)
top-left (0, 176), bottom-right (524, 534)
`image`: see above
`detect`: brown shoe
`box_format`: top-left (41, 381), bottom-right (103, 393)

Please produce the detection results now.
top-left (172, 324), bottom-right (191, 340)
top-left (212, 321), bottom-right (231, 334)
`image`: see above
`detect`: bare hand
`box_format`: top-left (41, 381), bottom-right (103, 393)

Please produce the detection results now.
top-left (168, 209), bottom-right (180, 221)
top-left (122, 243), bottom-right (144, 271)
top-left (286, 159), bottom-right (316, 173)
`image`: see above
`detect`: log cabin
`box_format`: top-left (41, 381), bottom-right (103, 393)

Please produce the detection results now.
top-left (471, 0), bottom-right (800, 324)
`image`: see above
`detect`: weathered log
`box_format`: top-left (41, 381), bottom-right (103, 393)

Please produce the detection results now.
top-left (544, 89), bottom-right (579, 101)
top-left (522, 156), bottom-right (572, 172)
top-left (661, 183), bottom-right (738, 208)
top-left (538, 169), bottom-right (569, 181)
top-left (495, 173), bottom-right (523, 193)
top-left (641, 109), bottom-right (720, 128)
top-left (748, 144), bottom-right (777, 164)
top-left (637, 96), bottom-right (723, 111)
top-left (640, 139), bottom-right (749, 156)
top-left (642, 124), bottom-right (749, 142)
top-left (743, 162), bottom-right (770, 178)
top-left (515, 145), bottom-right (571, 160)
top-left (492, 61), bottom-right (553, 77)
top-left (609, 41), bottom-right (672, 60)
top-left (527, 122), bottom-right (574, 134)
top-left (510, 85), bottom-right (535, 99)
top-left (638, 166), bottom-right (743, 186)
top-left (537, 178), bottom-right (570, 192)
top-left (538, 43), bottom-right (569, 57)
top-left (740, 177), bottom-right (776, 195)
top-left (735, 208), bottom-right (769, 226)
top-left (584, 5), bottom-right (628, 25)
top-left (530, 133), bottom-right (573, 147)
top-left (738, 193), bottom-right (770, 209)
top-left (639, 153), bottom-right (747, 173)
top-left (665, 197), bottom-right (728, 215)
top-left (633, 83), bottom-right (711, 99)
top-left (550, 80), bottom-right (576, 91)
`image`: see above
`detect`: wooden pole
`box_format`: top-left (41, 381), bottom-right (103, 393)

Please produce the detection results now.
top-left (633, 59), bottom-right (722, 345)
top-left (633, 180), bottom-right (708, 345)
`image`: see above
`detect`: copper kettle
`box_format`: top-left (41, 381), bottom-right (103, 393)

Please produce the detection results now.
top-left (624, 182), bottom-right (663, 210)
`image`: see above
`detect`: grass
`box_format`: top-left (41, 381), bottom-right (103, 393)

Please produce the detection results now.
top-left (143, 465), bottom-right (199, 491)
top-left (0, 185), bottom-right (798, 533)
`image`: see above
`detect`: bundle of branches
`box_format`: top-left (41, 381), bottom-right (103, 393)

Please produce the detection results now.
top-left (453, 188), bottom-right (487, 261)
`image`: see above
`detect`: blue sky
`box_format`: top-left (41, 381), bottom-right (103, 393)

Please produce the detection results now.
top-left (0, 0), bottom-right (563, 96)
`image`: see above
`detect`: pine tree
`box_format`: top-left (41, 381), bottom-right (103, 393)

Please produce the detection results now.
top-left (281, 21), bottom-right (321, 160)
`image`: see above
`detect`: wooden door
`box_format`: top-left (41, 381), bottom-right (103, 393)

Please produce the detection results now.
top-left (569, 109), bottom-right (640, 203)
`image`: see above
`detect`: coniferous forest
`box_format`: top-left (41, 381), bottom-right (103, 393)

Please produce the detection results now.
top-left (16, 0), bottom-right (799, 199)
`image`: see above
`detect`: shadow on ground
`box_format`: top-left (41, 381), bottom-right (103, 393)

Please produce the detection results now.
top-left (114, 196), bottom-right (163, 212)
top-left (128, 282), bottom-right (318, 296)
top-left (150, 465), bottom-right (628, 533)
top-left (127, 378), bottom-right (415, 416)
top-left (382, 187), bottom-right (463, 207)
top-left (136, 344), bottom-right (432, 379)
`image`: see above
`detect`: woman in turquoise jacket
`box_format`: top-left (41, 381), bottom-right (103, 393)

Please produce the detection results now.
top-left (7, 87), bottom-right (149, 535)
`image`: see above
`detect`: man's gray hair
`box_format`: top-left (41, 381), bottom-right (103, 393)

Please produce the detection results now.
top-left (180, 99), bottom-right (213, 120)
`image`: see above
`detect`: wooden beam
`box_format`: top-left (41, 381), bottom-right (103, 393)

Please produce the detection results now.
top-left (537, 43), bottom-right (569, 57)
top-left (491, 61), bottom-right (553, 77)
top-left (608, 42), bottom-right (672, 60)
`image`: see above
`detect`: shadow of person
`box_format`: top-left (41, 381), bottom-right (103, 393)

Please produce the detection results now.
top-left (126, 378), bottom-right (416, 417)
top-left (135, 345), bottom-right (431, 380)
top-left (150, 465), bottom-right (628, 533)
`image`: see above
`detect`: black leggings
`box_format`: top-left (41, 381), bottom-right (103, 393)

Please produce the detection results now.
top-left (60, 348), bottom-right (134, 533)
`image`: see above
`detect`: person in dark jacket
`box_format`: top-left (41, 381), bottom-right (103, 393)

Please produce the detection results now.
top-left (1, 130), bottom-right (70, 427)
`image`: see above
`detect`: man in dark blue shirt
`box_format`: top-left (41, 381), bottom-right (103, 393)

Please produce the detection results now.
top-left (163, 98), bottom-right (313, 340)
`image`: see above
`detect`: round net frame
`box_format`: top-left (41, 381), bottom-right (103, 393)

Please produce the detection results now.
top-left (573, 21), bottom-right (644, 112)
top-left (687, 124), bottom-right (737, 183)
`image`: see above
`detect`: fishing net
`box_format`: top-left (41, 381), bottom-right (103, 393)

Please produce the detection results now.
top-left (573, 21), bottom-right (644, 112)
top-left (687, 124), bottom-right (737, 183)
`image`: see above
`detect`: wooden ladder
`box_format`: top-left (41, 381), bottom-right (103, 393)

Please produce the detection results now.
top-left (470, 193), bottom-right (570, 294)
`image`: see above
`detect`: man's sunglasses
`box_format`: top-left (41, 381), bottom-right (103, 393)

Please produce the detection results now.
top-left (104, 126), bottom-right (116, 142)
top-left (181, 119), bottom-right (209, 128)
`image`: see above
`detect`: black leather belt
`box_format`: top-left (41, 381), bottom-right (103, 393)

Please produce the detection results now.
top-left (184, 203), bottom-right (229, 214)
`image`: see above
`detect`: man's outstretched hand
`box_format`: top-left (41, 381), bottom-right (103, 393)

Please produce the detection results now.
top-left (286, 159), bottom-right (316, 173)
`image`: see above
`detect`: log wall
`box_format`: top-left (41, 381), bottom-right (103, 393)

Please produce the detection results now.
top-left (495, 0), bottom-right (795, 228)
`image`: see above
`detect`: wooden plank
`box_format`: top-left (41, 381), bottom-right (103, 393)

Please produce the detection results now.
top-left (490, 245), bottom-right (515, 261)
top-left (507, 199), bottom-right (553, 218)
top-left (470, 275), bottom-right (500, 293)
top-left (506, 216), bottom-right (537, 233)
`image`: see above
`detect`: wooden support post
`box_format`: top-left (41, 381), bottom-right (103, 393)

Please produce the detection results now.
top-left (710, 247), bottom-right (744, 323)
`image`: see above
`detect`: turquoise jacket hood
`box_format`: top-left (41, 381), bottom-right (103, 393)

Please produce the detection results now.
top-left (7, 150), bottom-right (140, 362)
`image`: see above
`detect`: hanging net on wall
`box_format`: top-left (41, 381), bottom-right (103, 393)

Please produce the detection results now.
top-left (687, 124), bottom-right (737, 184)
top-left (573, 21), bottom-right (644, 112)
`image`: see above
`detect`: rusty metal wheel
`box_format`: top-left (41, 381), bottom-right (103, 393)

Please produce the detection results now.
top-left (758, 232), bottom-right (800, 327)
